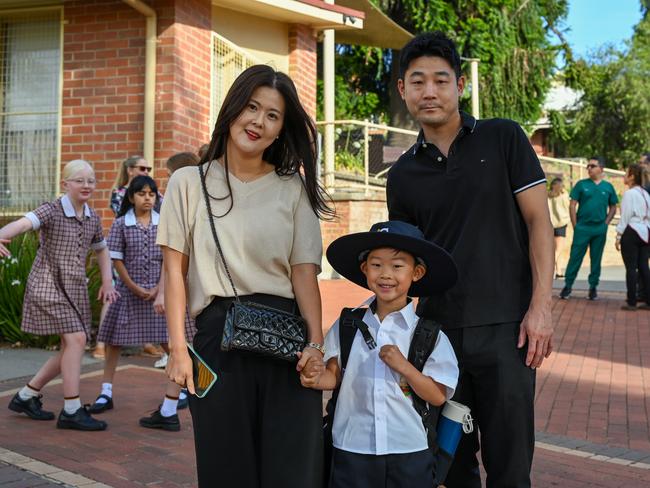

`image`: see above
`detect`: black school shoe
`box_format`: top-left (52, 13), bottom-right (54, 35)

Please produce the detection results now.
top-left (588, 288), bottom-right (598, 301)
top-left (139, 409), bottom-right (180, 432)
top-left (56, 406), bottom-right (107, 431)
top-left (8, 393), bottom-right (55, 420)
top-left (559, 286), bottom-right (572, 299)
top-left (87, 394), bottom-right (113, 414)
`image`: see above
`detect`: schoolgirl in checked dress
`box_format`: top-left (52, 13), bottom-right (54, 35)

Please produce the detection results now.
top-left (90, 176), bottom-right (189, 431)
top-left (2, 159), bottom-right (118, 431)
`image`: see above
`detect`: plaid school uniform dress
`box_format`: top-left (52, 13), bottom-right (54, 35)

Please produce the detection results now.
top-left (98, 209), bottom-right (169, 345)
top-left (22, 195), bottom-right (106, 336)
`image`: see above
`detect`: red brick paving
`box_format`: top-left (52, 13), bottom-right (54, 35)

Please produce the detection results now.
top-left (536, 291), bottom-right (650, 452)
top-left (1, 281), bottom-right (650, 487)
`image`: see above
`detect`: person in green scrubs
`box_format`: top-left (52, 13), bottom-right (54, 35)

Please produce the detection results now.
top-left (560, 157), bottom-right (618, 300)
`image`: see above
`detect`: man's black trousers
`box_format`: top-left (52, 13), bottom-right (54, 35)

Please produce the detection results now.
top-left (443, 322), bottom-right (536, 488)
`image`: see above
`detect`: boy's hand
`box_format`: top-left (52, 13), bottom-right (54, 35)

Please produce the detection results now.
top-left (379, 344), bottom-right (409, 375)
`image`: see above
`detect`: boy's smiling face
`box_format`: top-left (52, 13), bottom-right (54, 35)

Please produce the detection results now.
top-left (360, 247), bottom-right (426, 311)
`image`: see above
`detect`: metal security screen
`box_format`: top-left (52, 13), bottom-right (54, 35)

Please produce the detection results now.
top-left (211, 33), bottom-right (259, 129)
top-left (0, 11), bottom-right (60, 215)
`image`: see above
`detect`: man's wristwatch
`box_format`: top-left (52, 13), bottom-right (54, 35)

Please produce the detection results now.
top-left (307, 342), bottom-right (325, 355)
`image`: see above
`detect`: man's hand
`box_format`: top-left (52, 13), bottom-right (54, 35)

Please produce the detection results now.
top-left (379, 345), bottom-right (409, 375)
top-left (518, 304), bottom-right (553, 369)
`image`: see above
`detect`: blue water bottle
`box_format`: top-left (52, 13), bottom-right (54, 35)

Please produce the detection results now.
top-left (437, 400), bottom-right (474, 456)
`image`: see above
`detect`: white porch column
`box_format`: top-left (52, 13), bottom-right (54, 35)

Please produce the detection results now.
top-left (322, 1), bottom-right (335, 190)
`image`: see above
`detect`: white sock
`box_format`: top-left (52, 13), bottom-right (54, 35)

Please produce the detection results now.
top-left (179, 389), bottom-right (188, 401)
top-left (160, 396), bottom-right (178, 417)
top-left (64, 397), bottom-right (81, 414)
top-left (95, 383), bottom-right (112, 404)
top-left (18, 385), bottom-right (40, 401)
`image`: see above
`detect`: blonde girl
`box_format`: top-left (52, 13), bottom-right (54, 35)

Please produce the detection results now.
top-left (2, 160), bottom-right (118, 431)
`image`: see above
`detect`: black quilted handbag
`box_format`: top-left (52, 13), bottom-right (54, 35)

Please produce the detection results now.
top-left (199, 163), bottom-right (307, 362)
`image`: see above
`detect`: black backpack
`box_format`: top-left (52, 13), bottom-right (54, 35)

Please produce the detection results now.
top-left (323, 307), bottom-right (451, 486)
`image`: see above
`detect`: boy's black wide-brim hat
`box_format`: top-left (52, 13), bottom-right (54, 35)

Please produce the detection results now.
top-left (326, 220), bottom-right (458, 297)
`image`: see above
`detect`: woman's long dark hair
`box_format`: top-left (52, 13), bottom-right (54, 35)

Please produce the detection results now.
top-left (117, 175), bottom-right (159, 217)
top-left (200, 64), bottom-right (334, 219)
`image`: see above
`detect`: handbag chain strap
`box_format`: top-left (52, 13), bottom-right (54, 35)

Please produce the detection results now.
top-left (198, 162), bottom-right (240, 302)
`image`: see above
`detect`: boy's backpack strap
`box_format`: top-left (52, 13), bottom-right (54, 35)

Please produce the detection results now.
top-left (407, 317), bottom-right (442, 449)
top-left (339, 307), bottom-right (376, 370)
top-left (407, 317), bottom-right (441, 371)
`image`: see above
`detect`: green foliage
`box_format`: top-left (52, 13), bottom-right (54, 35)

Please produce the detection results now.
top-left (316, 48), bottom-right (386, 123)
top-left (0, 233), bottom-right (102, 346)
top-left (335, 150), bottom-right (364, 174)
top-left (323, 0), bottom-right (569, 125)
top-left (551, 7), bottom-right (650, 167)
top-left (0, 233), bottom-right (57, 346)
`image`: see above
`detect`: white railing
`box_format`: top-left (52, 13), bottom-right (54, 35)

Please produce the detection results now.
top-left (315, 120), bottom-right (418, 193)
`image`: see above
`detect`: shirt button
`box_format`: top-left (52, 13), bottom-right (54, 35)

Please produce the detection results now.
top-left (437, 156), bottom-right (443, 162)
top-left (422, 143), bottom-right (427, 148)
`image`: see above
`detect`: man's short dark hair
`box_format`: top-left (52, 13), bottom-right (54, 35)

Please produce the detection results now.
top-left (399, 32), bottom-right (462, 80)
top-left (589, 156), bottom-right (606, 168)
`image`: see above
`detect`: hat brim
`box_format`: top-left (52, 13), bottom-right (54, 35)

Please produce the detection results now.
top-left (326, 232), bottom-right (457, 297)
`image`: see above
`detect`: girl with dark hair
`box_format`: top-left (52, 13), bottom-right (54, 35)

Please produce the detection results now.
top-left (158, 64), bottom-right (331, 487)
top-left (96, 155), bottom-right (159, 361)
top-left (89, 176), bottom-right (185, 428)
top-left (616, 164), bottom-right (650, 310)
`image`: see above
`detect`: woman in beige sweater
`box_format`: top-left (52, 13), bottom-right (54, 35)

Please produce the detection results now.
top-left (548, 177), bottom-right (571, 278)
top-left (158, 65), bottom-right (333, 488)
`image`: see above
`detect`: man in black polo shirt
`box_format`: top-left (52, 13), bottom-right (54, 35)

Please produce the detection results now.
top-left (387, 32), bottom-right (554, 487)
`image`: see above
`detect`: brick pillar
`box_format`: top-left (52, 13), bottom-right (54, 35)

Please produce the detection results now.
top-left (62, 0), bottom-right (146, 224)
top-left (155, 0), bottom-right (212, 188)
top-left (288, 24), bottom-right (317, 119)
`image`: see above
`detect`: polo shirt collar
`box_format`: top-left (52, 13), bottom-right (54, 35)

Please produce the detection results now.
top-left (413, 111), bottom-right (477, 155)
top-left (61, 194), bottom-right (91, 218)
top-left (124, 208), bottom-right (160, 227)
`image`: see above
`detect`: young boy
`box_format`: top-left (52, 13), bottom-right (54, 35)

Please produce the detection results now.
top-left (302, 220), bottom-right (459, 488)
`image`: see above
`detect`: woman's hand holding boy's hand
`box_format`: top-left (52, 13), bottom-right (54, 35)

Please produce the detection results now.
top-left (379, 345), bottom-right (409, 375)
top-left (298, 355), bottom-right (325, 388)
top-left (296, 346), bottom-right (323, 373)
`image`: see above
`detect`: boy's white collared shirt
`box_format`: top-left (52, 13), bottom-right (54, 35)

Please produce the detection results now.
top-left (324, 299), bottom-right (459, 455)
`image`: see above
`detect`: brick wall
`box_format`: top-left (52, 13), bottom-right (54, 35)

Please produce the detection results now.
top-left (61, 0), bottom-right (146, 224)
top-left (154, 0), bottom-right (212, 187)
top-left (61, 0), bottom-right (212, 228)
top-left (288, 24), bottom-right (317, 119)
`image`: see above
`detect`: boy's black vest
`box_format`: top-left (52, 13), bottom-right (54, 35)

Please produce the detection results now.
top-left (323, 307), bottom-right (451, 486)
